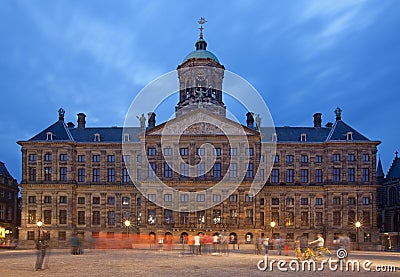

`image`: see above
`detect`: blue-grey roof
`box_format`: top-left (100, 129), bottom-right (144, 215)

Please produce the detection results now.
top-left (183, 50), bottom-right (220, 63)
top-left (261, 120), bottom-right (370, 143)
top-left (387, 155), bottom-right (400, 179)
top-left (0, 161), bottom-right (13, 179)
top-left (28, 120), bottom-right (73, 141)
top-left (377, 158), bottom-right (385, 178)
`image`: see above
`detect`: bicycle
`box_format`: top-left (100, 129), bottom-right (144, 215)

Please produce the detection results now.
top-left (302, 246), bottom-right (331, 260)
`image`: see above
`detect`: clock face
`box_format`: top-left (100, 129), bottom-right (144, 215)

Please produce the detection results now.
top-left (196, 70), bottom-right (206, 81)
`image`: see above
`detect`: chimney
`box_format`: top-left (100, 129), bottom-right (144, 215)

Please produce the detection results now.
top-left (67, 122), bottom-right (75, 128)
top-left (147, 112), bottom-right (156, 128)
top-left (313, 113), bottom-right (322, 128)
top-left (325, 122), bottom-right (333, 128)
top-left (246, 112), bottom-right (254, 129)
top-left (335, 107), bottom-right (342, 121)
top-left (58, 108), bottom-right (65, 121)
top-left (77, 113), bottom-right (86, 129)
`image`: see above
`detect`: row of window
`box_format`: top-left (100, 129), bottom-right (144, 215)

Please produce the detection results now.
top-left (270, 168), bottom-right (370, 183)
top-left (0, 191), bottom-right (13, 199)
top-left (0, 204), bottom-right (13, 221)
top-left (29, 153), bottom-right (131, 163)
top-left (270, 196), bottom-right (371, 206)
top-left (148, 147), bottom-right (253, 157)
top-left (27, 195), bottom-right (133, 206)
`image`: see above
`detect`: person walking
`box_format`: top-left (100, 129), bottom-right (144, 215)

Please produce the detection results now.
top-left (35, 233), bottom-right (49, 271)
top-left (194, 234), bottom-right (201, 255)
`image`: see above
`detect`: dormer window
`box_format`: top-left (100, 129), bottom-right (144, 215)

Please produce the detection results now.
top-left (94, 133), bottom-right (101, 142)
top-left (272, 133), bottom-right (277, 142)
top-left (46, 132), bottom-right (54, 141)
top-left (346, 132), bottom-right (353, 141)
top-left (123, 133), bottom-right (130, 142)
top-left (300, 133), bottom-right (307, 142)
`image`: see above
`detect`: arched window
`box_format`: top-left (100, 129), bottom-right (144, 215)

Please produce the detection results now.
top-left (46, 132), bottom-right (53, 140)
top-left (389, 187), bottom-right (397, 206)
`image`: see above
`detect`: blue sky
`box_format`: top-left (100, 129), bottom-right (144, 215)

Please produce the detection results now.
top-left (1, 0), bottom-right (399, 181)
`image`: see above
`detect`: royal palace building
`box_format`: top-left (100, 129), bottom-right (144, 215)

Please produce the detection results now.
top-left (18, 26), bottom-right (381, 250)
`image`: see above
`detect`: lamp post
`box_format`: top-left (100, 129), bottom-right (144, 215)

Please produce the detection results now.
top-left (37, 220), bottom-right (43, 241)
top-left (355, 221), bottom-right (361, 250)
top-left (124, 219), bottom-right (131, 238)
top-left (270, 221), bottom-right (276, 239)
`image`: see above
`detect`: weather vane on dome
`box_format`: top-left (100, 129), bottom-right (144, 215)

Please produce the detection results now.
top-left (198, 17), bottom-right (207, 38)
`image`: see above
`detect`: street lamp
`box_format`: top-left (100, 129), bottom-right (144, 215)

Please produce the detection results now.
top-left (355, 221), bottom-right (361, 250)
top-left (270, 221), bottom-right (276, 238)
top-left (37, 220), bottom-right (43, 241)
top-left (124, 219), bottom-right (131, 238)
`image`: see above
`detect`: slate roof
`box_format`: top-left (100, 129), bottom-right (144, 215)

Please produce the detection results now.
top-left (261, 120), bottom-right (370, 143)
top-left (387, 153), bottom-right (400, 179)
top-left (0, 161), bottom-right (13, 179)
top-left (377, 158), bottom-right (385, 178)
top-left (28, 120), bottom-right (74, 141)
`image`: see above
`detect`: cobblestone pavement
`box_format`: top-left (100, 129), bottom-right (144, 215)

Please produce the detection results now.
top-left (0, 247), bottom-right (399, 277)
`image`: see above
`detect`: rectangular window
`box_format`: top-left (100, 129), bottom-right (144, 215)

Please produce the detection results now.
top-left (78, 168), bottom-right (85, 182)
top-left (300, 198), bottom-right (308, 205)
top-left (59, 210), bottom-right (67, 224)
top-left (163, 147), bottom-right (172, 156)
top-left (92, 155), bottom-right (100, 162)
top-left (107, 196), bottom-right (115, 205)
top-left (315, 198), bottom-right (323, 205)
top-left (180, 148), bottom-right (189, 156)
top-left (273, 154), bottom-right (279, 163)
top-left (122, 197), bottom-right (130, 205)
top-left (315, 169), bottom-right (322, 183)
top-left (164, 209), bottom-right (173, 224)
top-left (213, 163), bottom-right (221, 177)
top-left (148, 194), bottom-right (156, 202)
top-left (78, 197), bottom-right (85, 204)
top-left (148, 209), bottom-right (156, 224)
top-left (315, 212), bottom-right (323, 226)
top-left (363, 211), bottom-right (370, 225)
top-left (148, 163), bottom-right (156, 178)
top-left (29, 153), bottom-right (37, 161)
top-left (271, 169), bottom-right (279, 183)
top-left (58, 231), bottom-right (66, 241)
top-left (123, 155), bottom-right (130, 163)
top-left (180, 194), bottom-right (188, 202)
top-left (59, 196), bottom-right (67, 204)
top-left (92, 211), bottom-right (100, 225)
top-left (364, 233), bottom-right (371, 242)
top-left (315, 155), bottom-right (322, 163)
top-left (286, 198), bottom-right (294, 205)
top-left (333, 196), bottom-right (341, 205)
top-left (93, 197), bottom-right (100, 205)
top-left (213, 194), bottom-right (221, 203)
top-left (197, 210), bottom-right (205, 224)
top-left (229, 148), bottom-right (237, 156)
top-left (28, 210), bottom-right (36, 224)
top-left (301, 169), bottom-right (308, 183)
top-left (148, 148), bottom-right (156, 156)
top-left (301, 212), bottom-right (309, 226)
top-left (164, 194), bottom-right (172, 202)
top-left (247, 148), bottom-right (254, 156)
top-left (60, 167), bottom-right (67, 181)
top-left (197, 147), bottom-right (205, 156)
top-left (333, 211), bottom-right (341, 225)
top-left (348, 154), bottom-right (355, 161)
top-left (229, 163), bottom-right (237, 178)
top-left (333, 154), bottom-right (340, 161)
top-left (44, 167), bottom-right (52, 181)
top-left (245, 194), bottom-right (253, 202)
top-left (271, 198), bottom-right (279, 205)
top-left (29, 167), bottom-right (36, 181)
top-left (28, 195), bottom-right (36, 204)
top-left (78, 155), bottom-right (85, 163)
top-left (180, 163), bottom-right (189, 177)
top-left (78, 211), bottom-right (85, 225)
top-left (213, 209), bottom-right (221, 224)
top-left (163, 163), bottom-right (172, 178)
top-left (107, 168), bottom-right (115, 182)
top-left (107, 155), bottom-right (115, 163)
top-left (180, 212), bottom-right (189, 224)
top-left (43, 210), bottom-right (51, 224)
top-left (107, 211), bottom-right (115, 225)
top-left (93, 168), bottom-right (100, 182)
top-left (229, 194), bottom-right (237, 202)
top-left (348, 197), bottom-right (356, 205)
top-left (362, 154), bottom-right (369, 162)
top-left (286, 169), bottom-right (294, 183)
top-left (301, 155), bottom-right (308, 163)
top-left (362, 168), bottom-right (369, 182)
top-left (197, 194), bottom-right (205, 202)
top-left (333, 168), bottom-right (340, 183)
top-left (286, 155), bottom-right (294, 163)
top-left (259, 169), bottom-right (265, 181)
top-left (271, 211), bottom-right (279, 225)
top-left (122, 168), bottom-right (130, 183)
top-left (137, 154), bottom-right (142, 162)
top-left (214, 148), bottom-right (221, 156)
top-left (285, 212), bottom-right (294, 226)
top-left (348, 168), bottom-right (355, 182)
top-left (44, 195), bottom-right (52, 204)
top-left (362, 197), bottom-right (370, 205)
top-left (246, 163), bottom-right (253, 178)
top-left (60, 154), bottom-right (67, 161)
top-left (197, 162), bottom-right (205, 177)
top-left (44, 153), bottom-right (52, 161)
top-left (137, 168), bottom-right (141, 180)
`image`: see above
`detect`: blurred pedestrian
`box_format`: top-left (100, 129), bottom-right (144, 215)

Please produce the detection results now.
top-left (35, 232), bottom-right (49, 271)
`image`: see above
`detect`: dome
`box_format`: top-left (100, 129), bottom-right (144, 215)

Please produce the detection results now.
top-left (183, 49), bottom-right (220, 63)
